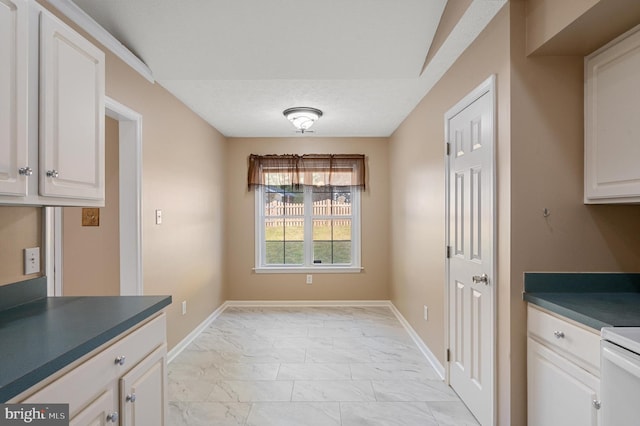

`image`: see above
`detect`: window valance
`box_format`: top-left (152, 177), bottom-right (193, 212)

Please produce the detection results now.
top-left (248, 154), bottom-right (366, 190)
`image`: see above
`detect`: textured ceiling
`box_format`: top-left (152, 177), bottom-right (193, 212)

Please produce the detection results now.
top-left (72, 0), bottom-right (506, 137)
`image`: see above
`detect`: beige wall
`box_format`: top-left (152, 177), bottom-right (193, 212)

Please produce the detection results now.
top-left (62, 117), bottom-right (120, 296)
top-left (422, 0), bottom-right (473, 72)
top-left (391, 1), bottom-right (640, 425)
top-left (526, 0), bottom-right (640, 55)
top-left (389, 4), bottom-right (512, 423)
top-left (225, 137), bottom-right (390, 301)
top-left (104, 54), bottom-right (227, 349)
top-left (510, 0), bottom-right (640, 422)
top-left (0, 207), bottom-right (43, 285)
top-left (525, 0), bottom-right (599, 53)
top-left (39, 3), bottom-right (228, 350)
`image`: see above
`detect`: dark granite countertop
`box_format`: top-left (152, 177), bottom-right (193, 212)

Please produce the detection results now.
top-left (0, 278), bottom-right (171, 402)
top-left (523, 272), bottom-right (640, 331)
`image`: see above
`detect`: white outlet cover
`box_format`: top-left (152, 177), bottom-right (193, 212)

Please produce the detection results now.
top-left (24, 247), bottom-right (40, 275)
top-left (423, 305), bottom-right (428, 321)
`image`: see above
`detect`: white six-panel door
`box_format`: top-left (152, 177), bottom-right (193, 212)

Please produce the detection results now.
top-left (446, 76), bottom-right (495, 426)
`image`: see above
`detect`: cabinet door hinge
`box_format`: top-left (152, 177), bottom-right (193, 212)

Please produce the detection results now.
top-left (446, 142), bottom-right (451, 156)
top-left (446, 349), bottom-right (450, 362)
top-left (446, 246), bottom-right (451, 259)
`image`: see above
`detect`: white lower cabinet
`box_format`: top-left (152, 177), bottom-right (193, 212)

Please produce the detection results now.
top-left (527, 305), bottom-right (601, 426)
top-left (120, 345), bottom-right (167, 426)
top-left (528, 338), bottom-right (600, 426)
top-left (21, 313), bottom-right (167, 426)
top-left (69, 389), bottom-right (116, 426)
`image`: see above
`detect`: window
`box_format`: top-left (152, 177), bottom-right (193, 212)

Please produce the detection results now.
top-left (250, 154), bottom-right (364, 273)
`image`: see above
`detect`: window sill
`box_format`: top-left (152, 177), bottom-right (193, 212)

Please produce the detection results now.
top-left (253, 266), bottom-right (363, 274)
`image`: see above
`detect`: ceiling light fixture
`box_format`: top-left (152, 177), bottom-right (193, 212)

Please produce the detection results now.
top-left (283, 107), bottom-right (323, 133)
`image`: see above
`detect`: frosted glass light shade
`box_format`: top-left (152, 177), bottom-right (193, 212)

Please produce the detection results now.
top-left (283, 107), bottom-right (323, 132)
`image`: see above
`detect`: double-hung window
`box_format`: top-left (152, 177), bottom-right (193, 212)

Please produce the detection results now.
top-left (249, 154), bottom-right (365, 273)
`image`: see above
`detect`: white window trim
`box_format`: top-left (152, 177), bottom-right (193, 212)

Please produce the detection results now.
top-left (254, 185), bottom-right (362, 273)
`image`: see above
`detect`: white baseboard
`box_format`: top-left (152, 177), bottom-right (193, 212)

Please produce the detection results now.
top-left (168, 299), bottom-right (446, 381)
top-left (387, 303), bottom-right (446, 380)
top-left (167, 301), bottom-right (229, 363)
top-left (225, 299), bottom-right (391, 307)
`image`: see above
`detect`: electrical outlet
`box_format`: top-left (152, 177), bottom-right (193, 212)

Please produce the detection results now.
top-left (182, 300), bottom-right (187, 315)
top-left (423, 305), bottom-right (429, 321)
top-left (306, 274), bottom-right (313, 284)
top-left (24, 247), bottom-right (40, 275)
top-left (155, 209), bottom-right (163, 225)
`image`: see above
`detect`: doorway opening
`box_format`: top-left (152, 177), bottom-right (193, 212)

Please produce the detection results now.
top-left (46, 97), bottom-right (143, 296)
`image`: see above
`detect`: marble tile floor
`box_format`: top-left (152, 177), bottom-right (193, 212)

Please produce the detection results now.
top-left (168, 306), bottom-right (479, 426)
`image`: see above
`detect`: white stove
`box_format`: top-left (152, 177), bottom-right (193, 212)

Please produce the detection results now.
top-left (600, 327), bottom-right (640, 426)
top-left (602, 327), bottom-right (640, 354)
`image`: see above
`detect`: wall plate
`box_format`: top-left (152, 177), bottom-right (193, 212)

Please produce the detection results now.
top-left (82, 208), bottom-right (100, 226)
top-left (24, 247), bottom-right (40, 275)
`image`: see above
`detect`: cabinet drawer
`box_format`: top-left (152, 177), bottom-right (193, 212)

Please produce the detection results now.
top-left (528, 306), bottom-right (600, 374)
top-left (105, 313), bottom-right (166, 378)
top-left (22, 313), bottom-right (165, 417)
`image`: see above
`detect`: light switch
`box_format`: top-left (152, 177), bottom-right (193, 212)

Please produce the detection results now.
top-left (155, 209), bottom-right (162, 225)
top-left (24, 247), bottom-right (40, 275)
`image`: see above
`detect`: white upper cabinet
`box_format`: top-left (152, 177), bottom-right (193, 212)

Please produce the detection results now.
top-left (0, 0), bottom-right (29, 197)
top-left (585, 25), bottom-right (640, 204)
top-left (39, 10), bottom-right (105, 200)
top-left (0, 2), bottom-right (105, 206)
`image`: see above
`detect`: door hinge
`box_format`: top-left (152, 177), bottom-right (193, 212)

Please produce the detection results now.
top-left (446, 246), bottom-right (451, 258)
top-left (446, 349), bottom-right (450, 362)
top-left (446, 142), bottom-right (450, 156)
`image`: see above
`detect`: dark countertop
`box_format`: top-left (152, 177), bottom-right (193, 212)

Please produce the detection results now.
top-left (0, 278), bottom-right (171, 402)
top-left (523, 272), bottom-right (640, 331)
top-left (524, 292), bottom-right (640, 330)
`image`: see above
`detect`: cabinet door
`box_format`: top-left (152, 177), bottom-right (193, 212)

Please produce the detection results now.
top-left (70, 388), bottom-right (117, 426)
top-left (120, 345), bottom-right (167, 426)
top-left (39, 9), bottom-right (104, 201)
top-left (0, 0), bottom-right (28, 196)
top-left (585, 27), bottom-right (640, 203)
top-left (528, 338), bottom-right (600, 426)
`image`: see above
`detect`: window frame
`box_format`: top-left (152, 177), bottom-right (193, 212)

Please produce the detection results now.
top-left (254, 182), bottom-right (362, 274)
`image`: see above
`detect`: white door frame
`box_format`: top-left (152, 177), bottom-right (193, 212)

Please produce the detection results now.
top-left (46, 96), bottom-right (143, 296)
top-left (444, 75), bottom-right (497, 424)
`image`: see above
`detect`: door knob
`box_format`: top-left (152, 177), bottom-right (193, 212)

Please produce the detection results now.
top-left (472, 274), bottom-right (489, 284)
top-left (46, 170), bottom-right (59, 178)
top-left (106, 412), bottom-right (118, 423)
